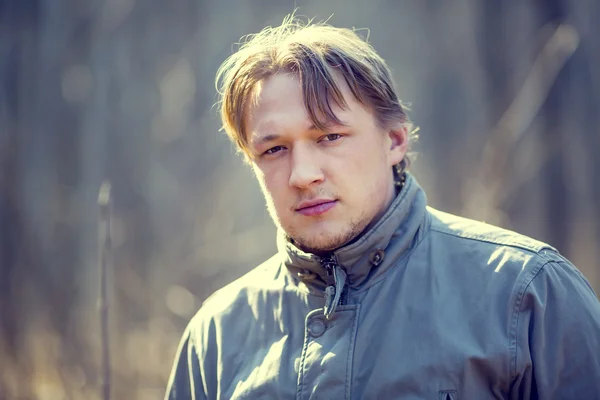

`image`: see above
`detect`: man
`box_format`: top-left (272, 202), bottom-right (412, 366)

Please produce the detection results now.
top-left (166, 14), bottom-right (600, 399)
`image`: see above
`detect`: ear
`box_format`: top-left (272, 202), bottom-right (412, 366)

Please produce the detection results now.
top-left (386, 124), bottom-right (409, 166)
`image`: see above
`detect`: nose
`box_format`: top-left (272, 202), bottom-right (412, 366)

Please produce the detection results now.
top-left (288, 145), bottom-right (324, 189)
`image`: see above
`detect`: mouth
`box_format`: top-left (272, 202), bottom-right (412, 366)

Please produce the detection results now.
top-left (296, 200), bottom-right (337, 216)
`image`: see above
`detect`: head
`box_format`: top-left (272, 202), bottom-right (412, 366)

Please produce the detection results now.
top-left (216, 14), bottom-right (415, 254)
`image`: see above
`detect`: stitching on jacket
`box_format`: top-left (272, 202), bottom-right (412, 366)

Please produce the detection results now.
top-left (509, 260), bottom-right (548, 383)
top-left (429, 226), bottom-right (554, 255)
top-left (427, 209), bottom-right (555, 254)
top-left (345, 303), bottom-right (361, 399)
top-left (536, 251), bottom-right (595, 291)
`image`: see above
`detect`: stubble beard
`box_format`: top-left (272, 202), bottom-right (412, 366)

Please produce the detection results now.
top-left (263, 189), bottom-right (373, 255)
top-left (281, 212), bottom-right (370, 255)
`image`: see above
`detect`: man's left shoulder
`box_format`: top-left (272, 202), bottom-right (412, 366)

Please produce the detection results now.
top-left (424, 206), bottom-right (569, 285)
top-left (427, 206), bottom-right (555, 255)
top-left (422, 207), bottom-right (597, 307)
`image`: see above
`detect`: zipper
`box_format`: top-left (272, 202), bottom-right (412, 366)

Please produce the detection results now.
top-left (319, 255), bottom-right (347, 320)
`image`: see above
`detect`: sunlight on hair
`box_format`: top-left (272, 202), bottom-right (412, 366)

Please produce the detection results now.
top-left (215, 11), bottom-right (417, 172)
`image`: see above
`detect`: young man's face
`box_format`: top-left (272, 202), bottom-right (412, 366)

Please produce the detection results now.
top-left (245, 72), bottom-right (408, 254)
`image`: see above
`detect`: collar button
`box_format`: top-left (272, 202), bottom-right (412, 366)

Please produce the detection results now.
top-left (369, 249), bottom-right (385, 266)
top-left (297, 269), bottom-right (317, 281)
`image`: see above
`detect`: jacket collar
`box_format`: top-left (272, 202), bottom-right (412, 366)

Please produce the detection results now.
top-left (278, 173), bottom-right (428, 291)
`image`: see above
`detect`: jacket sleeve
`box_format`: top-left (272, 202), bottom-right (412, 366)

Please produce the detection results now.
top-left (164, 323), bottom-right (207, 400)
top-left (511, 251), bottom-right (600, 399)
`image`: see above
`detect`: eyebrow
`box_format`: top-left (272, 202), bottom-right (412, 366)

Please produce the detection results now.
top-left (308, 120), bottom-right (348, 130)
top-left (251, 133), bottom-right (281, 148)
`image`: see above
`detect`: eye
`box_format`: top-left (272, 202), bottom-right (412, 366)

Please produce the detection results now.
top-left (263, 145), bottom-right (285, 155)
top-left (320, 133), bottom-right (343, 142)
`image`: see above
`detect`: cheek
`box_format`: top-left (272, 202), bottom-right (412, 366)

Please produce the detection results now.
top-left (254, 166), bottom-right (289, 206)
top-left (344, 146), bottom-right (390, 195)
top-left (343, 142), bottom-right (387, 177)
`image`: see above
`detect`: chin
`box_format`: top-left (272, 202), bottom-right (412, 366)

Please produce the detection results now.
top-left (290, 225), bottom-right (359, 253)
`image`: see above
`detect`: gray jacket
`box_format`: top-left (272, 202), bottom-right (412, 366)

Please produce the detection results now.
top-left (165, 174), bottom-right (600, 399)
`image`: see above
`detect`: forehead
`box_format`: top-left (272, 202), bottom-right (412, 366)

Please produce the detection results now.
top-left (249, 73), bottom-right (308, 124)
top-left (245, 72), bottom-right (359, 137)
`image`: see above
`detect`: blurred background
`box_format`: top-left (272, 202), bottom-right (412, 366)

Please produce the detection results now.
top-left (1, 0), bottom-right (599, 399)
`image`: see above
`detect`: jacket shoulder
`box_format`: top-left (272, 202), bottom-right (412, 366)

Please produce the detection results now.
top-left (427, 206), bottom-right (555, 255)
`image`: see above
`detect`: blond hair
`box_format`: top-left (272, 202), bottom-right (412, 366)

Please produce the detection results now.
top-left (215, 13), bottom-right (415, 170)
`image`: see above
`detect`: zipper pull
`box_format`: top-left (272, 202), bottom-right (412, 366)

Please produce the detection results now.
top-left (324, 264), bottom-right (347, 320)
top-left (321, 258), bottom-right (335, 276)
top-left (324, 285), bottom-right (336, 318)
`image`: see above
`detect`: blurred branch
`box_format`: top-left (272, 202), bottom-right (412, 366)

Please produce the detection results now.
top-left (463, 23), bottom-right (580, 222)
top-left (98, 181), bottom-right (113, 400)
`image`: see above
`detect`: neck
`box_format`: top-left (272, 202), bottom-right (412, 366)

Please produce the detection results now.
top-left (278, 172), bottom-right (427, 290)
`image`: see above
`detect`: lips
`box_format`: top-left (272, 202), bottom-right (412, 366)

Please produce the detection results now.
top-left (296, 199), bottom-right (337, 216)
